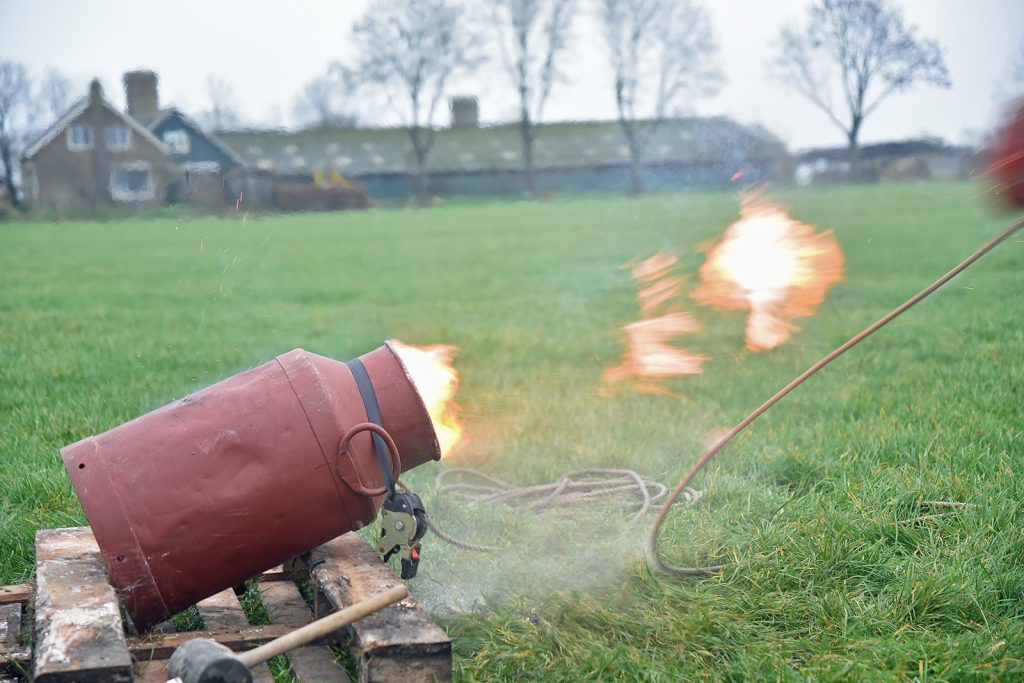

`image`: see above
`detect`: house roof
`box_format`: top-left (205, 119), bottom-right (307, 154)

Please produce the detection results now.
top-left (219, 117), bottom-right (787, 178)
top-left (23, 95), bottom-right (170, 160)
top-left (145, 108), bottom-right (247, 166)
top-left (23, 98), bottom-right (90, 159)
top-left (135, 108), bottom-right (171, 129)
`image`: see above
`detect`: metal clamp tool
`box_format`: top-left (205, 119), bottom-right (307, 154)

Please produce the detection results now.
top-left (378, 491), bottom-right (428, 579)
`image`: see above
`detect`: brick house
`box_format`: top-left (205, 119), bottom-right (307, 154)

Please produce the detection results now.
top-left (21, 80), bottom-right (177, 210)
top-left (22, 72), bottom-right (244, 211)
top-left (123, 71), bottom-right (244, 208)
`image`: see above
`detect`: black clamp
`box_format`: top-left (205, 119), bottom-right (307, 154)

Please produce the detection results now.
top-left (378, 491), bottom-right (428, 579)
top-left (347, 357), bottom-right (430, 579)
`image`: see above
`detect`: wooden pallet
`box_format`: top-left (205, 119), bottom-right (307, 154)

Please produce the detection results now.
top-left (0, 527), bottom-right (451, 683)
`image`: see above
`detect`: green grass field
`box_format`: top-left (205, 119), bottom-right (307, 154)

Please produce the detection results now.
top-left (2, 183), bottom-right (1022, 681)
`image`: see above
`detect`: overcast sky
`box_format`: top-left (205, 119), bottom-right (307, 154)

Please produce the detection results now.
top-left (2, 0), bottom-right (1021, 150)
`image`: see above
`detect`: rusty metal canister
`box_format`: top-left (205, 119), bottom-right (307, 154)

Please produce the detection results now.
top-left (60, 342), bottom-right (440, 631)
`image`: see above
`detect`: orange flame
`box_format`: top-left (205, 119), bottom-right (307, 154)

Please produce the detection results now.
top-left (693, 197), bottom-right (844, 351)
top-left (604, 251), bottom-right (709, 394)
top-left (390, 340), bottom-right (465, 458)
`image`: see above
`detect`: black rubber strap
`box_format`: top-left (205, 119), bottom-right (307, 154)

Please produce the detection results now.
top-left (346, 358), bottom-right (397, 496)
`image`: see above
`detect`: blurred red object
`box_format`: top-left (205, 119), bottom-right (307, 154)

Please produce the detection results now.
top-left (987, 99), bottom-right (1024, 209)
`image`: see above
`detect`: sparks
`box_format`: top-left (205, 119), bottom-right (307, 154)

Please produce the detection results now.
top-left (605, 251), bottom-right (708, 394)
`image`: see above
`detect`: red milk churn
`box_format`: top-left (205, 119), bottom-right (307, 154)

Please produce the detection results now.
top-left (61, 342), bottom-right (441, 631)
top-left (987, 98), bottom-right (1024, 209)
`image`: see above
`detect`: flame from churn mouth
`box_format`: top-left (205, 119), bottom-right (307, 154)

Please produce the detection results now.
top-left (693, 197), bottom-right (845, 351)
top-left (390, 339), bottom-right (465, 458)
top-left (604, 251), bottom-right (709, 395)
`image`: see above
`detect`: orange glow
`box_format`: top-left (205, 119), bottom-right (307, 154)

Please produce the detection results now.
top-left (605, 251), bottom-right (708, 394)
top-left (390, 340), bottom-right (465, 458)
top-left (693, 197), bottom-right (844, 351)
top-left (604, 313), bottom-right (708, 390)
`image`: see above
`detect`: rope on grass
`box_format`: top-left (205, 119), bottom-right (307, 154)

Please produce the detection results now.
top-left (414, 218), bottom-right (1022, 570)
top-left (648, 216), bottom-right (1024, 577)
top-left (406, 468), bottom-right (703, 553)
top-left (899, 500), bottom-right (976, 526)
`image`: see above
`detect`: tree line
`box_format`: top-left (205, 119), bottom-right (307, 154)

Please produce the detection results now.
top-left (1, 0), bottom-right (978, 209)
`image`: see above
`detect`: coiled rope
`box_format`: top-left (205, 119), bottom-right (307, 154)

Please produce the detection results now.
top-left (414, 468), bottom-right (702, 553)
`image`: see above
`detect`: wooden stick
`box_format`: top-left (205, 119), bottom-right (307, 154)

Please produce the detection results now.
top-left (237, 584), bottom-right (408, 668)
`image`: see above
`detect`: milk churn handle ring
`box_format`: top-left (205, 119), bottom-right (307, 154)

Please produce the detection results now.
top-left (337, 422), bottom-right (401, 496)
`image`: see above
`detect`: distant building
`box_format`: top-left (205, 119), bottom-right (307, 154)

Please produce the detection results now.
top-left (794, 139), bottom-right (974, 185)
top-left (21, 80), bottom-right (177, 210)
top-left (124, 71), bottom-right (244, 207)
top-left (22, 71), bottom-right (243, 211)
top-left (220, 106), bottom-right (791, 201)
top-left (22, 75), bottom-right (790, 209)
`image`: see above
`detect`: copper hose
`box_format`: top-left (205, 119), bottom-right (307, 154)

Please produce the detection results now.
top-left (648, 215), bottom-right (1024, 576)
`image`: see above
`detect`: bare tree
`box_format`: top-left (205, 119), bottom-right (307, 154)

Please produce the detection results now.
top-left (39, 68), bottom-right (73, 120)
top-left (490, 0), bottom-right (576, 196)
top-left (200, 76), bottom-right (242, 132)
top-left (772, 0), bottom-right (950, 180)
top-left (346, 0), bottom-right (481, 203)
top-left (0, 60), bottom-right (33, 210)
top-left (597, 0), bottom-right (722, 195)
top-left (292, 73), bottom-right (356, 129)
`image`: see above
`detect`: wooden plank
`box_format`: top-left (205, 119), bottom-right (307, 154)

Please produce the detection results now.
top-left (0, 605), bottom-right (20, 649)
top-left (133, 658), bottom-right (168, 683)
top-left (310, 533), bottom-right (451, 683)
top-left (135, 654), bottom-right (275, 683)
top-left (0, 586), bottom-right (31, 607)
top-left (128, 623), bottom-right (297, 659)
top-left (257, 568), bottom-right (294, 583)
top-left (253, 661), bottom-right (276, 681)
top-left (196, 589), bottom-right (273, 682)
top-left (197, 589), bottom-right (251, 631)
top-left (0, 645), bottom-right (30, 678)
top-left (260, 579), bottom-right (351, 682)
top-left (0, 590), bottom-right (29, 677)
top-left (33, 527), bottom-right (133, 682)
top-left (0, 604), bottom-right (23, 679)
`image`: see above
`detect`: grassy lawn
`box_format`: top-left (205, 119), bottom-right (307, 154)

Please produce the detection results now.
top-left (1, 182), bottom-right (1022, 681)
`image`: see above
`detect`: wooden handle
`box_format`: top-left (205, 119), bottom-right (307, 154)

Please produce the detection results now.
top-left (237, 584), bottom-right (409, 668)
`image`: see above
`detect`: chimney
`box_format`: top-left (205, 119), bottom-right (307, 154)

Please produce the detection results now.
top-left (450, 96), bottom-right (479, 129)
top-left (124, 70), bottom-right (159, 121)
top-left (88, 79), bottom-right (103, 107)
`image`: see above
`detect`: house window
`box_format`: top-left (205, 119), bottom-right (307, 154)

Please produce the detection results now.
top-left (67, 125), bottom-right (93, 150)
top-left (162, 129), bottom-right (190, 155)
top-left (105, 126), bottom-right (131, 151)
top-left (110, 163), bottom-right (154, 201)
